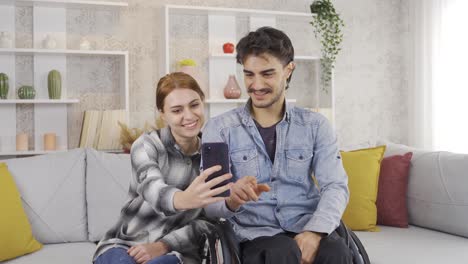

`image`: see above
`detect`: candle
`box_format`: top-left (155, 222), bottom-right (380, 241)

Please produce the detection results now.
top-left (44, 133), bottom-right (56, 151)
top-left (16, 133), bottom-right (28, 151)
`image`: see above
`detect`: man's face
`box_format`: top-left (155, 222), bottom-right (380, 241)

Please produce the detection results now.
top-left (242, 53), bottom-right (293, 109)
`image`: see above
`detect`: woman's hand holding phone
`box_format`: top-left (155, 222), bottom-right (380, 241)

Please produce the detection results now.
top-left (173, 165), bottom-right (233, 210)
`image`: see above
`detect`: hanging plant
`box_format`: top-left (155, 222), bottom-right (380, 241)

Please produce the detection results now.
top-left (310, 0), bottom-right (344, 92)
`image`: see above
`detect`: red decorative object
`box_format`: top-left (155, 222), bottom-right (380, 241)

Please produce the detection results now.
top-left (222, 42), bottom-right (235, 53)
top-left (223, 75), bottom-right (241, 99)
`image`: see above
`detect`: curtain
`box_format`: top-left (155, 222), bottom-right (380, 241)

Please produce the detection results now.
top-left (409, 0), bottom-right (468, 153)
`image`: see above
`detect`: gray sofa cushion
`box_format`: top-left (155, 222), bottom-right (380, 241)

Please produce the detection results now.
top-left (4, 242), bottom-right (95, 264)
top-left (356, 225), bottom-right (468, 264)
top-left (4, 149), bottom-right (87, 243)
top-left (86, 148), bottom-right (131, 242)
top-left (380, 142), bottom-right (468, 238)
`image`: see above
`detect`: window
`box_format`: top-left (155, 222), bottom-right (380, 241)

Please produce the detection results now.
top-left (433, 0), bottom-right (468, 153)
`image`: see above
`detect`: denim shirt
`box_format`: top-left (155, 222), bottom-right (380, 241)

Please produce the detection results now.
top-left (203, 100), bottom-right (349, 242)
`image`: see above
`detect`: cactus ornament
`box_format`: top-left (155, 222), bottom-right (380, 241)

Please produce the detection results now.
top-left (0, 73), bottom-right (9, 99)
top-left (18, 85), bottom-right (36, 99)
top-left (48, 70), bottom-right (62, 99)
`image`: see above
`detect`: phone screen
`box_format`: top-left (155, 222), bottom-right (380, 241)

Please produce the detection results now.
top-left (201, 142), bottom-right (230, 197)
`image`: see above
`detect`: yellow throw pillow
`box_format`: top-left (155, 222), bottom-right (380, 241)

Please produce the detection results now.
top-left (0, 163), bottom-right (42, 261)
top-left (341, 146), bottom-right (386, 231)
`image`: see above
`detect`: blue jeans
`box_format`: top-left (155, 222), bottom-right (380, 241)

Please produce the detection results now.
top-left (95, 248), bottom-right (180, 264)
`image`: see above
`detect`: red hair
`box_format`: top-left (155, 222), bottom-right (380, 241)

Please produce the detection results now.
top-left (155, 72), bottom-right (205, 112)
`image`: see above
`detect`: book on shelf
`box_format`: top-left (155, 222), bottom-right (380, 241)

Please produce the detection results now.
top-left (79, 110), bottom-right (102, 149)
top-left (79, 109), bottom-right (128, 151)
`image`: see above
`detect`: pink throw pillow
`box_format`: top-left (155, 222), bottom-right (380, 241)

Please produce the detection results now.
top-left (376, 152), bottom-right (413, 227)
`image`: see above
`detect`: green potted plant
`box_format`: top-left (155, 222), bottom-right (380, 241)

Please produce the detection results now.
top-left (178, 58), bottom-right (197, 76)
top-left (177, 58), bottom-right (202, 91)
top-left (178, 59), bottom-right (197, 78)
top-left (310, 0), bottom-right (344, 92)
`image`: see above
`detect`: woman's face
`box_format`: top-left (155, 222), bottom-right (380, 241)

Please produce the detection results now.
top-left (160, 88), bottom-right (205, 141)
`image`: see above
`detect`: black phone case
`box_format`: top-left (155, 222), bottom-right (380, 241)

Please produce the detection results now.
top-left (202, 142), bottom-right (231, 197)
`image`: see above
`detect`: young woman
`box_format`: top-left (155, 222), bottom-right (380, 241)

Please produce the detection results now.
top-left (94, 72), bottom-right (232, 264)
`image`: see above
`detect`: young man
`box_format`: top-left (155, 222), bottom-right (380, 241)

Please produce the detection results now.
top-left (203, 27), bottom-right (351, 264)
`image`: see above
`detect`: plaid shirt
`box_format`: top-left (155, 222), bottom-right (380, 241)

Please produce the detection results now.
top-left (94, 127), bottom-right (212, 263)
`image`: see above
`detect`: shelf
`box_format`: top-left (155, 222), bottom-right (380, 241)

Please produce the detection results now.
top-left (295, 55), bottom-right (320, 61)
top-left (209, 53), bottom-right (319, 61)
top-left (210, 53), bottom-right (236, 58)
top-left (0, 150), bottom-right (67, 156)
top-left (0, 149), bottom-right (124, 156)
top-left (0, 48), bottom-right (128, 56)
top-left (206, 98), bottom-right (297, 104)
top-left (0, 99), bottom-right (80, 104)
top-left (166, 4), bottom-right (314, 19)
top-left (0, 0), bottom-right (128, 8)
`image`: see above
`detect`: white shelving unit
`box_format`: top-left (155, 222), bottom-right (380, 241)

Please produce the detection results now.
top-left (0, 0), bottom-right (128, 156)
top-left (161, 4), bottom-right (333, 120)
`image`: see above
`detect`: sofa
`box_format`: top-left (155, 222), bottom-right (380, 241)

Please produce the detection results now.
top-left (355, 142), bottom-right (468, 264)
top-left (3, 144), bottom-right (468, 263)
top-left (3, 148), bottom-right (131, 264)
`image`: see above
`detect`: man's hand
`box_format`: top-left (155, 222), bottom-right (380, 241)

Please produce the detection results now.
top-left (294, 231), bottom-right (323, 264)
top-left (127, 241), bottom-right (170, 264)
top-left (226, 176), bottom-right (270, 211)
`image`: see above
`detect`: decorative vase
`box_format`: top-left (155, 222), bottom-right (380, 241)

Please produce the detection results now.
top-left (0, 32), bottom-right (12, 48)
top-left (17, 85), bottom-right (36, 99)
top-left (223, 75), bottom-right (241, 99)
top-left (0, 72), bottom-right (9, 99)
top-left (79, 37), bottom-right (91, 50)
top-left (42, 35), bottom-right (57, 49)
top-left (48, 70), bottom-right (62, 99)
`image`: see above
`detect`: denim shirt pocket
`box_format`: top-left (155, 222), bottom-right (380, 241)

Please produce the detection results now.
top-left (285, 149), bottom-right (313, 184)
top-left (230, 148), bottom-right (260, 180)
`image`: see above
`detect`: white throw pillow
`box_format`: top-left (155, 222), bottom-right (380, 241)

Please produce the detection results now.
top-left (4, 149), bottom-right (87, 243)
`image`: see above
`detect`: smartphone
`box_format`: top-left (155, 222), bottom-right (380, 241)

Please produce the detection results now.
top-left (201, 142), bottom-right (231, 197)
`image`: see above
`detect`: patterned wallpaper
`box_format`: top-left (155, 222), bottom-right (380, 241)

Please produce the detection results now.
top-left (12, 0), bottom-right (409, 148)
top-left (333, 0), bottom-right (409, 147)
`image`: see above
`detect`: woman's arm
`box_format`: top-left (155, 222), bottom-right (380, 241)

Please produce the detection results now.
top-left (130, 132), bottom-right (180, 216)
top-left (130, 132), bottom-right (233, 216)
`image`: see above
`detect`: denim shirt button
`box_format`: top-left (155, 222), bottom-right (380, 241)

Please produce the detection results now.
top-left (275, 208), bottom-right (280, 213)
top-left (243, 156), bottom-right (247, 161)
top-left (299, 155), bottom-right (304, 160)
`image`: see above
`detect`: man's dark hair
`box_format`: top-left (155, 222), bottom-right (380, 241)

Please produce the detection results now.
top-left (236, 26), bottom-right (295, 89)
